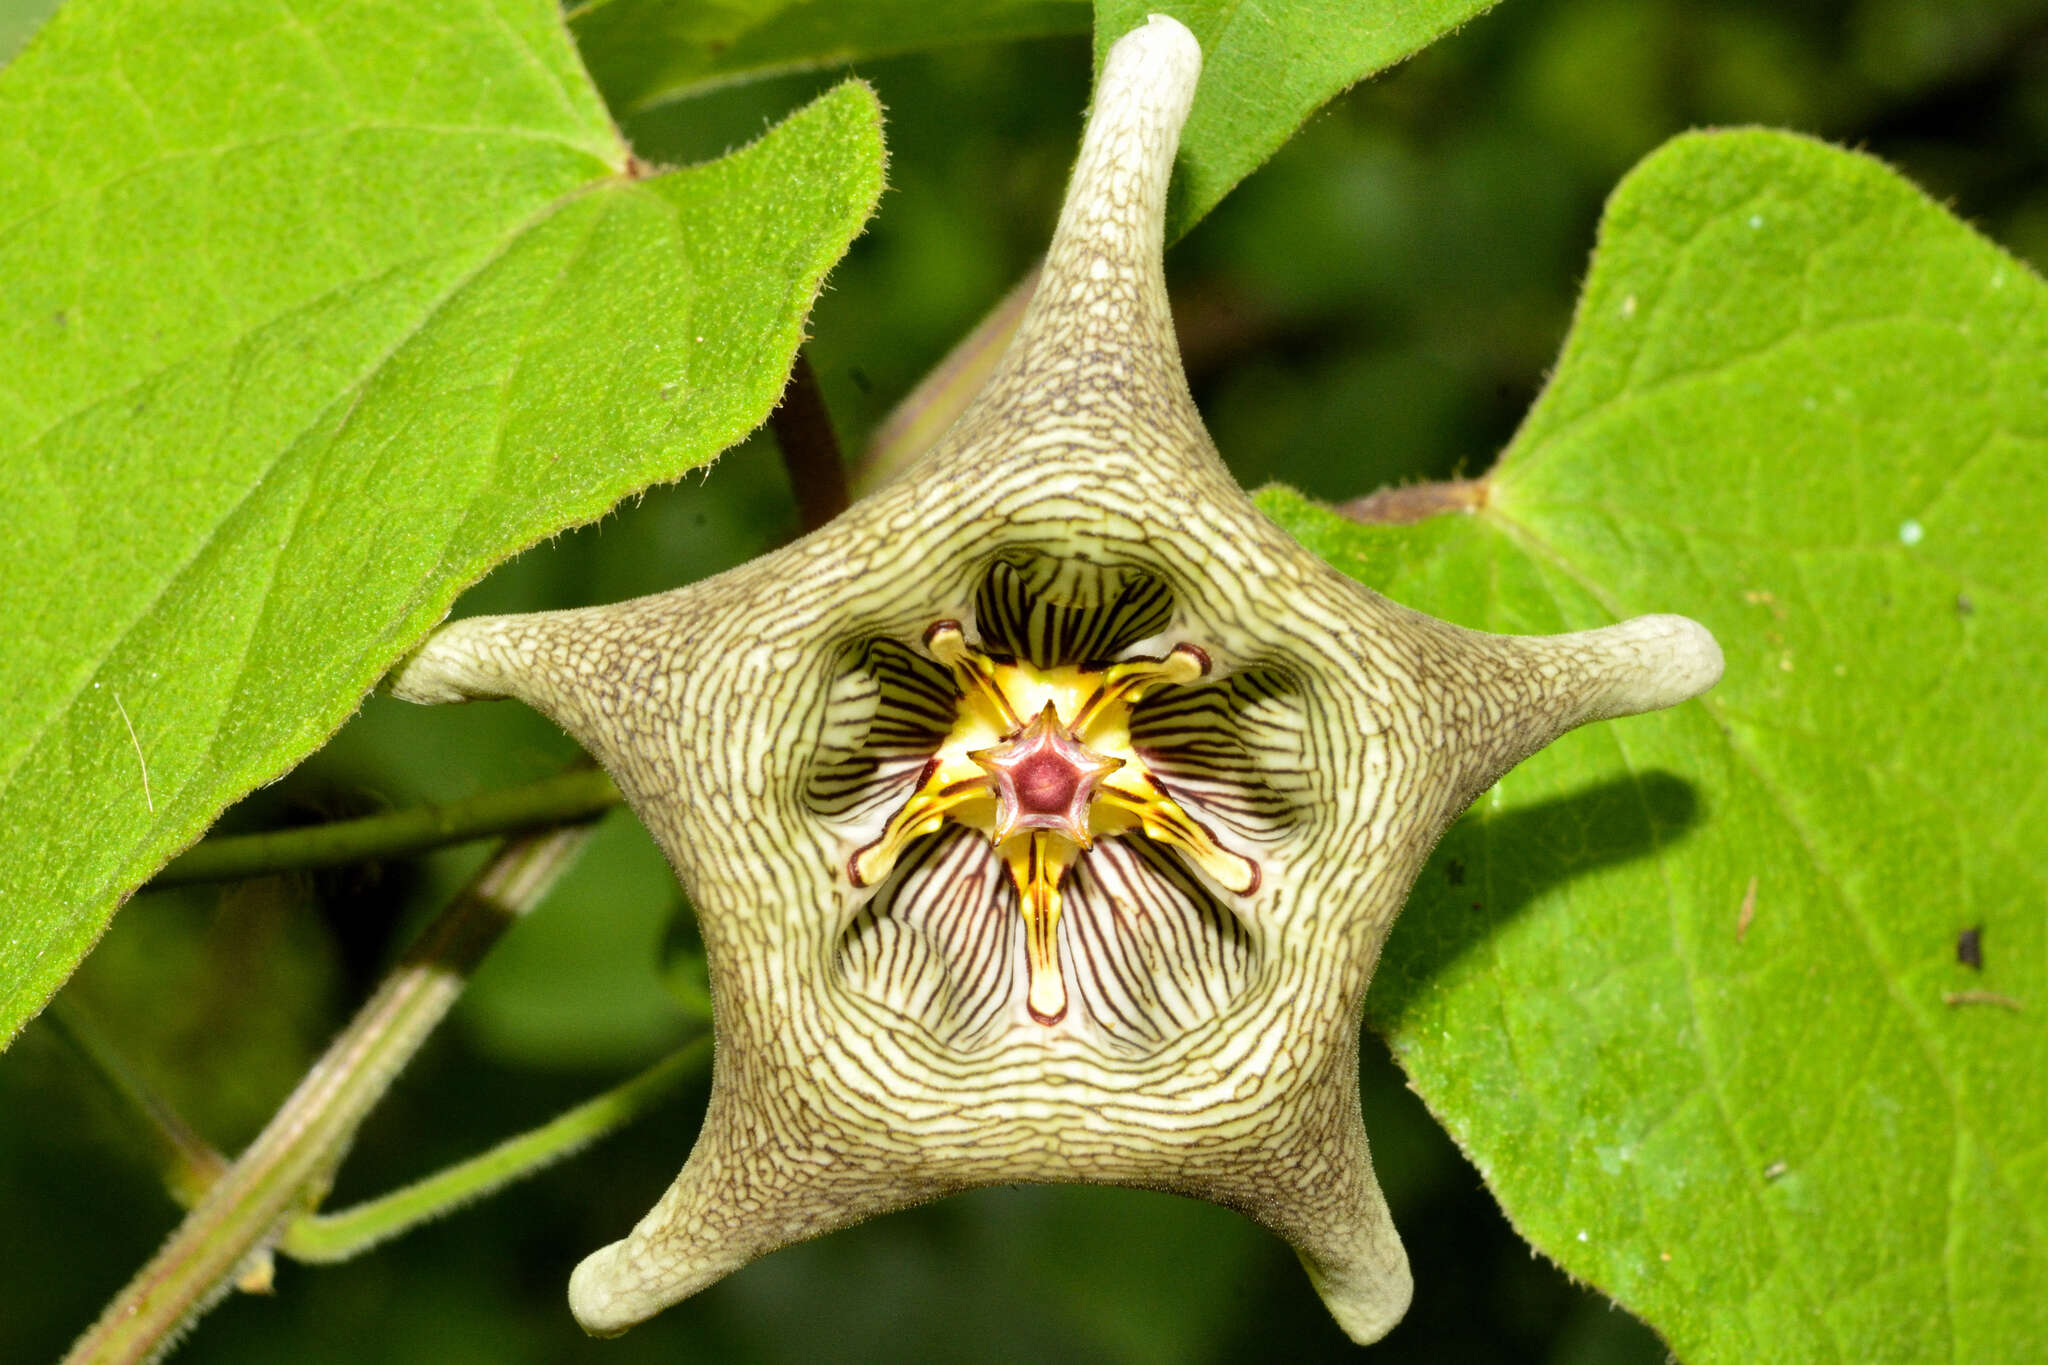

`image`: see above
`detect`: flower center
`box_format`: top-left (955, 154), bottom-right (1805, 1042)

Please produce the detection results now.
top-left (847, 621), bottom-right (1257, 1027)
top-left (1013, 754), bottom-right (1077, 811)
top-left (972, 702), bottom-right (1122, 845)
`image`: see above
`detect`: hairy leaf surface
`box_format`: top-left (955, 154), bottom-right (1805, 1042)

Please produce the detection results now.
top-left (0, 0), bottom-right (886, 1043)
top-left (1266, 129), bottom-right (2047, 1363)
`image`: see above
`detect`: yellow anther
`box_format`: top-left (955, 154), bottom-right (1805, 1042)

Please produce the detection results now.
top-left (1000, 832), bottom-right (1077, 1024)
top-left (925, 620), bottom-right (1022, 730)
top-left (849, 766), bottom-right (991, 887)
top-left (1069, 643), bottom-right (1208, 735)
top-left (1098, 777), bottom-right (1259, 895)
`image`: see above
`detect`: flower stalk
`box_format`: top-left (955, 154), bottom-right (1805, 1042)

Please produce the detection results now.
top-left (66, 827), bottom-right (590, 1365)
top-left (279, 1034), bottom-right (709, 1264)
top-left (768, 348), bottom-right (852, 533)
top-left (149, 768), bottom-right (620, 888)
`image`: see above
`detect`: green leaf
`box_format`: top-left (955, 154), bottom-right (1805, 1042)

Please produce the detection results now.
top-left (569, 0), bottom-right (1090, 114)
top-left (1264, 129), bottom-right (2047, 1363)
top-left (0, 0), bottom-right (61, 67)
top-left (1095, 0), bottom-right (1503, 238)
top-left (0, 0), bottom-right (886, 1045)
top-left (575, 1), bottom-right (1503, 239)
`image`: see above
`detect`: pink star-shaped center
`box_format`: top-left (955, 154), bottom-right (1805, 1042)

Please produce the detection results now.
top-left (970, 703), bottom-right (1125, 846)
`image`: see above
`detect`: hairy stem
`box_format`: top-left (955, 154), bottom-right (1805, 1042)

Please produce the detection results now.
top-left (66, 827), bottom-right (591, 1365)
top-left (1336, 477), bottom-right (1489, 526)
top-left (280, 1034), bottom-right (710, 1264)
top-left (150, 768), bottom-right (620, 887)
top-left (768, 349), bottom-right (850, 533)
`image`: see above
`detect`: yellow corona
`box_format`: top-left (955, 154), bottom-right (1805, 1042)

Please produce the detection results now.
top-left (849, 622), bottom-right (1254, 1024)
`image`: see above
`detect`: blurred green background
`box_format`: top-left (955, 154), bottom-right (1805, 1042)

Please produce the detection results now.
top-left (5, 0), bottom-right (2045, 1360)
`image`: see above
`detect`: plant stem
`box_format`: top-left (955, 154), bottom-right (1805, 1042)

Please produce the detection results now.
top-left (149, 768), bottom-right (620, 887)
top-left (44, 997), bottom-right (228, 1208)
top-left (768, 349), bottom-right (850, 533)
top-left (1336, 477), bottom-right (1489, 526)
top-left (279, 1034), bottom-right (710, 1263)
top-left (65, 826), bottom-right (591, 1365)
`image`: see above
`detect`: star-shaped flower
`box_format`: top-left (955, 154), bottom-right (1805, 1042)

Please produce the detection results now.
top-left (389, 15), bottom-right (1720, 1346)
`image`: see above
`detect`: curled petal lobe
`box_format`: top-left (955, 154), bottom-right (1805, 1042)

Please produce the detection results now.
top-left (388, 13), bottom-right (1721, 1347)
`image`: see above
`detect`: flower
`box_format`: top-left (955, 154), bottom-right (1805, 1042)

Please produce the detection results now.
top-left (389, 15), bottom-right (1720, 1345)
top-left (843, 619), bottom-right (1254, 1031)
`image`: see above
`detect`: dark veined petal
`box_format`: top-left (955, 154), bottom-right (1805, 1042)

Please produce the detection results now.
top-left (840, 827), bottom-right (1014, 1047)
top-left (1061, 837), bottom-right (1255, 1052)
top-left (841, 824), bottom-right (1254, 1053)
top-left (1129, 665), bottom-right (1311, 850)
top-left (805, 637), bottom-right (956, 823)
top-left (972, 551), bottom-right (1175, 668)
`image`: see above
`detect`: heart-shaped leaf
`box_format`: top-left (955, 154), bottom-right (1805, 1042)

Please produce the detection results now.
top-left (1265, 128), bottom-right (2047, 1362)
top-left (0, 0), bottom-right (886, 1044)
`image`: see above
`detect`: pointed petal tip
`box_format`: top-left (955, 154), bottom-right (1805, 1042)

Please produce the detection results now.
top-left (1593, 612), bottom-right (1724, 718)
top-left (568, 1235), bottom-right (720, 1338)
top-left (1041, 11), bottom-right (1202, 277)
top-left (1253, 1120), bottom-right (1414, 1345)
top-left (384, 616), bottom-right (518, 705)
top-left (1450, 612), bottom-right (1723, 797)
top-left (1302, 1245), bottom-right (1415, 1346)
top-left (566, 1241), bottom-right (636, 1337)
top-left (1286, 1172), bottom-right (1414, 1345)
top-left (1091, 11), bottom-right (1201, 178)
top-left (1107, 12), bottom-right (1202, 89)
top-left (567, 1144), bottom-right (809, 1337)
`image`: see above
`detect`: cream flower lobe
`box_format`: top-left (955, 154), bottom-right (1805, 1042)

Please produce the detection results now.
top-left (387, 14), bottom-right (1722, 1346)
